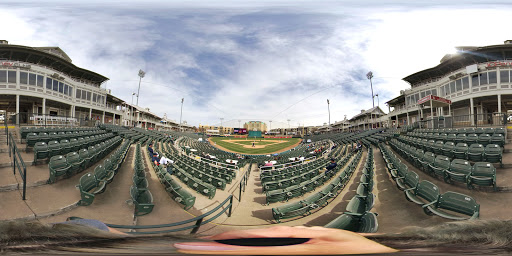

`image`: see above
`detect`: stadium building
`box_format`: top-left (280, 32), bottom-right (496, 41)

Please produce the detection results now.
top-left (244, 121), bottom-right (267, 132)
top-left (0, 40), bottom-right (193, 131)
top-left (0, 40), bottom-right (124, 126)
top-left (386, 40), bottom-right (512, 129)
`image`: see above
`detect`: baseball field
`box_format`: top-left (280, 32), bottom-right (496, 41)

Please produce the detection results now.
top-left (209, 137), bottom-right (302, 155)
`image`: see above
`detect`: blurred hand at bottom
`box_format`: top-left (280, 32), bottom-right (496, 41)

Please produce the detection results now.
top-left (174, 226), bottom-right (397, 255)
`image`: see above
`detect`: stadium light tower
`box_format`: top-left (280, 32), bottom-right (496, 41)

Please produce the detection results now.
top-left (269, 120), bottom-right (272, 135)
top-left (136, 69), bottom-right (145, 106)
top-left (327, 99), bottom-right (331, 128)
top-left (375, 94), bottom-right (380, 107)
top-left (179, 98), bottom-right (184, 132)
top-left (366, 71), bottom-right (375, 108)
top-left (131, 92), bottom-right (136, 127)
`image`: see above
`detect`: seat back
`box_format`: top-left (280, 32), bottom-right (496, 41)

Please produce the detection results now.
top-left (450, 159), bottom-right (472, 175)
top-left (404, 171), bottom-right (419, 189)
top-left (434, 155), bottom-right (451, 169)
top-left (416, 180), bottom-right (440, 203)
top-left (49, 155), bottom-right (68, 169)
top-left (466, 134), bottom-right (478, 144)
top-left (471, 162), bottom-right (496, 177)
top-left (79, 172), bottom-right (98, 191)
top-left (437, 191), bottom-right (479, 218)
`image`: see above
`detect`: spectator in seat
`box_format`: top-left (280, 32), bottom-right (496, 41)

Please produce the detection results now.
top-left (320, 158), bottom-right (337, 176)
top-left (152, 153), bottom-right (160, 166)
top-left (148, 143), bottom-right (155, 156)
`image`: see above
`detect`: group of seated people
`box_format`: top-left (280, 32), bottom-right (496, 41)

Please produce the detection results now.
top-left (148, 143), bottom-right (174, 167)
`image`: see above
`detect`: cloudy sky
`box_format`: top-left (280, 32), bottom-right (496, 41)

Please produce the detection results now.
top-left (2, 0), bottom-right (511, 128)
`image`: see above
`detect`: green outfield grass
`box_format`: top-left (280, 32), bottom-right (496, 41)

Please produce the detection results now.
top-left (209, 137), bottom-right (301, 154)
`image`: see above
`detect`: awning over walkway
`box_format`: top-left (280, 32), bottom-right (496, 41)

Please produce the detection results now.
top-left (417, 95), bottom-right (452, 108)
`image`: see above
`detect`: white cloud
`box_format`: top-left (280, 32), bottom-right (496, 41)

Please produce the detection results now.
top-left (1, 1), bottom-right (511, 128)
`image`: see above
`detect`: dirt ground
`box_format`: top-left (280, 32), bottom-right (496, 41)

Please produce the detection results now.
top-left (208, 137), bottom-right (302, 155)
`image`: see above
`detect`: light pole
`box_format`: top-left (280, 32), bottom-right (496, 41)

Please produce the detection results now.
top-left (269, 120), bottom-right (272, 136)
top-left (179, 98), bottom-right (184, 132)
top-left (327, 99), bottom-right (331, 129)
top-left (374, 94), bottom-right (380, 107)
top-left (131, 92), bottom-right (136, 127)
top-left (366, 71), bottom-right (375, 108)
top-left (136, 69), bottom-right (145, 106)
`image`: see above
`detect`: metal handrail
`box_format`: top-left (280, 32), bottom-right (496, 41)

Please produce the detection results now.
top-left (9, 132), bottom-right (27, 200)
top-left (4, 115), bottom-right (7, 145)
top-left (106, 195), bottom-right (233, 234)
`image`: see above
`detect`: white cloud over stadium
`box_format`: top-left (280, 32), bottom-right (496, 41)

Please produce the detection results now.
top-left (1, 0), bottom-right (510, 127)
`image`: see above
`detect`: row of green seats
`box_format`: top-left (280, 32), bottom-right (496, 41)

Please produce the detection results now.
top-left (48, 136), bottom-right (122, 183)
top-left (325, 146), bottom-right (378, 233)
top-left (391, 139), bottom-right (498, 190)
top-left (267, 150), bottom-right (356, 205)
top-left (130, 143), bottom-right (154, 216)
top-left (78, 139), bottom-right (130, 206)
top-left (154, 164), bottom-right (196, 210)
top-left (381, 143), bottom-right (480, 220)
top-left (34, 133), bottom-right (114, 164)
top-left (271, 150), bottom-right (363, 222)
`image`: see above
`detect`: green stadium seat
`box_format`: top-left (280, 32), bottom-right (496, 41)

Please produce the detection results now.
top-left (47, 140), bottom-right (61, 158)
top-left (423, 191), bottom-right (479, 220)
top-left (478, 133), bottom-right (491, 146)
top-left (453, 143), bottom-right (468, 160)
top-left (430, 155), bottom-right (450, 178)
top-left (474, 128), bottom-right (485, 135)
top-left (33, 142), bottom-right (49, 164)
top-left (484, 144), bottom-right (503, 167)
top-left (345, 193), bottom-right (375, 215)
top-left (26, 133), bottom-right (38, 147)
top-left (66, 152), bottom-right (83, 175)
top-left (467, 144), bottom-right (484, 162)
top-left (78, 148), bottom-right (91, 169)
top-left (130, 186), bottom-right (154, 216)
top-left (94, 164), bottom-right (114, 184)
top-left (446, 159), bottom-right (472, 185)
top-left (490, 134), bottom-right (505, 147)
top-left (38, 132), bottom-right (50, 144)
top-left (405, 180), bottom-right (440, 206)
top-left (78, 172), bottom-right (106, 206)
top-left (419, 152), bottom-right (435, 174)
top-left (466, 134), bottom-right (478, 145)
top-left (48, 155), bottom-right (70, 183)
top-left (266, 189), bottom-right (288, 205)
top-left (433, 140), bottom-right (444, 155)
top-left (397, 171), bottom-right (419, 191)
top-left (61, 139), bottom-right (73, 155)
top-left (441, 141), bottom-right (455, 159)
top-left (272, 201), bottom-right (310, 223)
top-left (469, 162), bottom-right (497, 191)
top-left (324, 212), bottom-right (378, 233)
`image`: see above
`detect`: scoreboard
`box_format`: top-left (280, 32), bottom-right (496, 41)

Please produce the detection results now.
top-left (233, 128), bottom-right (247, 134)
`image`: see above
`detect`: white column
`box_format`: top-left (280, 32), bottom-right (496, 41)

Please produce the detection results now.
top-left (407, 111), bottom-right (410, 126)
top-left (16, 94), bottom-right (19, 125)
top-left (42, 98), bottom-right (46, 115)
top-left (470, 98), bottom-right (474, 126)
top-left (113, 113), bottom-right (116, 125)
top-left (89, 108), bottom-right (92, 119)
top-left (498, 94), bottom-right (502, 113)
top-left (102, 111), bottom-right (105, 124)
top-left (430, 100), bottom-right (434, 128)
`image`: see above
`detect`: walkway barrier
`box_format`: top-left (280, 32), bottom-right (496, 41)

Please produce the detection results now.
top-left (106, 195), bottom-right (233, 234)
top-left (233, 163), bottom-right (251, 201)
top-left (8, 132), bottom-right (27, 200)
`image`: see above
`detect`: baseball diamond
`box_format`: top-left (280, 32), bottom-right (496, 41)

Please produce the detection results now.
top-left (209, 137), bottom-right (302, 155)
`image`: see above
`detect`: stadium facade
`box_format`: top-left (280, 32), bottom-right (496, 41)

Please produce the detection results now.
top-left (334, 40), bottom-right (512, 131)
top-left (0, 40), bottom-right (192, 131)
